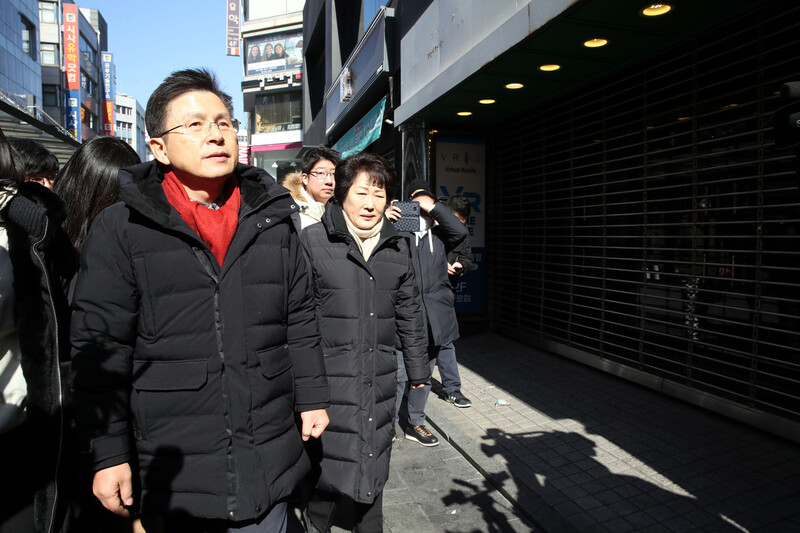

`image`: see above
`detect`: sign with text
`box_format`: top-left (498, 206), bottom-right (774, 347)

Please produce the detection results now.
top-left (101, 52), bottom-right (115, 135)
top-left (245, 30), bottom-right (302, 77)
top-left (435, 138), bottom-right (486, 315)
top-left (226, 1), bottom-right (240, 56)
top-left (63, 3), bottom-right (80, 140)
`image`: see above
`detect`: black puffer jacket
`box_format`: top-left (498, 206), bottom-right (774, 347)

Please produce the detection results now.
top-left (3, 183), bottom-right (77, 533)
top-left (300, 204), bottom-right (429, 504)
top-left (403, 204), bottom-right (468, 345)
top-left (70, 161), bottom-right (329, 521)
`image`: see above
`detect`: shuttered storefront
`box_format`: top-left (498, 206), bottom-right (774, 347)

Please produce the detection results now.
top-left (491, 1), bottom-right (800, 429)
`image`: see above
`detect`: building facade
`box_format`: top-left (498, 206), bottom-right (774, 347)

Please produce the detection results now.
top-left (0, 0), bottom-right (78, 162)
top-left (240, 0), bottom-right (305, 181)
top-left (304, 0), bottom-right (800, 443)
top-left (115, 93), bottom-right (147, 160)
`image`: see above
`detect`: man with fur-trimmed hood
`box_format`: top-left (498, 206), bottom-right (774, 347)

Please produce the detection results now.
top-left (285, 147), bottom-right (340, 229)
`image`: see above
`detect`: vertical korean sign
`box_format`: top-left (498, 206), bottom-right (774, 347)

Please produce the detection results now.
top-left (226, 1), bottom-right (240, 56)
top-left (63, 3), bottom-right (81, 141)
top-left (435, 139), bottom-right (486, 314)
top-left (101, 52), bottom-right (115, 135)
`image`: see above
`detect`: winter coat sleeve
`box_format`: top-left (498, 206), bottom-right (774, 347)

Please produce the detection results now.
top-left (286, 228), bottom-right (329, 411)
top-left (429, 203), bottom-right (468, 253)
top-left (395, 247), bottom-right (431, 386)
top-left (448, 234), bottom-right (473, 274)
top-left (70, 209), bottom-right (138, 471)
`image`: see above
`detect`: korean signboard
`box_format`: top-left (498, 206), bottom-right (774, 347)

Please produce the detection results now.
top-left (226, 1), bottom-right (240, 56)
top-left (435, 139), bottom-right (486, 315)
top-left (245, 30), bottom-right (303, 77)
top-left (63, 3), bottom-right (81, 140)
top-left (101, 52), bottom-right (115, 135)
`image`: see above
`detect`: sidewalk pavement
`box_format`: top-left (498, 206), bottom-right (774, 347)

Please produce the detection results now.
top-left (411, 333), bottom-right (800, 532)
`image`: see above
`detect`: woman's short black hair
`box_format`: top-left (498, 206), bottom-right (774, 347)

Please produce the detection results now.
top-left (54, 136), bottom-right (140, 251)
top-left (7, 138), bottom-right (59, 178)
top-left (333, 152), bottom-right (396, 204)
top-left (0, 126), bottom-right (24, 190)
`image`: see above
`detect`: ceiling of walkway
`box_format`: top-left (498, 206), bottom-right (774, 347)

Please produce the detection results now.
top-left (411, 0), bottom-right (769, 127)
top-left (0, 102), bottom-right (79, 165)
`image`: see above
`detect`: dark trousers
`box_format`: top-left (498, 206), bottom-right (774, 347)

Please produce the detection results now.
top-left (396, 342), bottom-right (462, 427)
top-left (0, 423), bottom-right (36, 533)
top-left (306, 491), bottom-right (383, 533)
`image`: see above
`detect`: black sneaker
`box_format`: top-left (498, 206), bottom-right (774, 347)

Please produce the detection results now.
top-left (404, 425), bottom-right (440, 447)
top-left (447, 391), bottom-right (472, 408)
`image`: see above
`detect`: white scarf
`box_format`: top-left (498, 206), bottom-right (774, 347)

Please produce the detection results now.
top-left (344, 214), bottom-right (384, 260)
top-left (414, 214), bottom-right (435, 253)
top-left (299, 186), bottom-right (326, 223)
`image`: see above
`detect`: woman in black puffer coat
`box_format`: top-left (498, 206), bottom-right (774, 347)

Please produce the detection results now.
top-left (300, 152), bottom-right (429, 533)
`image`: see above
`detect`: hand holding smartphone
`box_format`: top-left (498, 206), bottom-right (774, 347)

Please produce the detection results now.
top-left (391, 201), bottom-right (420, 232)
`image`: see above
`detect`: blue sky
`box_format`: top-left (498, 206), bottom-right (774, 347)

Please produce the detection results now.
top-left (88, 0), bottom-right (246, 122)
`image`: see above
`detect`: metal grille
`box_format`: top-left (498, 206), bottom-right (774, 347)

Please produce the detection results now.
top-left (491, 1), bottom-right (800, 425)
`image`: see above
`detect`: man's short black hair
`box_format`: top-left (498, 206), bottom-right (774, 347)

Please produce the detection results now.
top-left (8, 138), bottom-right (59, 177)
top-left (145, 68), bottom-right (234, 138)
top-left (301, 146), bottom-right (340, 175)
top-left (447, 194), bottom-right (471, 219)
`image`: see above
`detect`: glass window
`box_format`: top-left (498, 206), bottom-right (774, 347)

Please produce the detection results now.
top-left (80, 36), bottom-right (95, 65)
top-left (43, 84), bottom-right (59, 107)
top-left (39, 2), bottom-right (57, 23)
top-left (254, 92), bottom-right (301, 133)
top-left (21, 16), bottom-right (36, 58)
top-left (41, 43), bottom-right (58, 65)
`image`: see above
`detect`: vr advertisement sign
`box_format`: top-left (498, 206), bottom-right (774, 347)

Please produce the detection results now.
top-left (435, 138), bottom-right (486, 315)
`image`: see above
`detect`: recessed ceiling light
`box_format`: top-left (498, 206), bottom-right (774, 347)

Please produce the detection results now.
top-left (584, 38), bottom-right (608, 48)
top-left (479, 99), bottom-right (496, 104)
top-left (505, 82), bottom-right (524, 89)
top-left (539, 64), bottom-right (561, 72)
top-left (641, 4), bottom-right (672, 17)
top-left (429, 129), bottom-right (438, 134)
top-left (457, 111), bottom-right (472, 116)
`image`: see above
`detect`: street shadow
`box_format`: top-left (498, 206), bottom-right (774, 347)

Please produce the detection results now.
top-left (440, 470), bottom-right (523, 533)
top-left (451, 333), bottom-right (799, 531)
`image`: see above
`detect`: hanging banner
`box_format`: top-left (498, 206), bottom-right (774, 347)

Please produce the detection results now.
top-left (101, 52), bottom-right (115, 135)
top-left (435, 138), bottom-right (486, 315)
top-left (333, 97), bottom-right (386, 158)
top-left (226, 1), bottom-right (240, 56)
top-left (63, 3), bottom-right (81, 140)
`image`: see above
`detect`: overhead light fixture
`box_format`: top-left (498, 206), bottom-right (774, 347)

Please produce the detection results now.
top-left (641, 4), bottom-right (672, 16)
top-left (505, 82), bottom-right (524, 89)
top-left (721, 103), bottom-right (739, 110)
top-left (583, 38), bottom-right (608, 48)
top-left (457, 111), bottom-right (472, 116)
top-left (429, 129), bottom-right (438, 134)
top-left (539, 64), bottom-right (561, 72)
top-left (677, 116), bottom-right (691, 121)
top-left (479, 99), bottom-right (496, 104)
top-left (385, 118), bottom-right (394, 124)
top-left (271, 162), bottom-right (278, 168)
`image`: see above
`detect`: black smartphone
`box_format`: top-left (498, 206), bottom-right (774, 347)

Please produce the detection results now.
top-left (392, 201), bottom-right (420, 232)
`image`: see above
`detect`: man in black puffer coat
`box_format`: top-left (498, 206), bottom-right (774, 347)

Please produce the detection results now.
top-left (70, 69), bottom-right (329, 531)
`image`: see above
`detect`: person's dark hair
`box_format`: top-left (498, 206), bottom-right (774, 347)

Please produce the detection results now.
top-left (301, 146), bottom-right (340, 175)
top-left (333, 152), bottom-right (396, 204)
top-left (54, 136), bottom-right (140, 251)
top-left (145, 68), bottom-right (234, 138)
top-left (447, 194), bottom-right (471, 219)
top-left (0, 127), bottom-right (24, 190)
top-left (7, 138), bottom-right (59, 178)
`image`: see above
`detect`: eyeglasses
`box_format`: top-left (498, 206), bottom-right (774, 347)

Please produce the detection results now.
top-left (158, 118), bottom-right (238, 138)
top-left (308, 170), bottom-right (335, 180)
top-left (27, 173), bottom-right (56, 188)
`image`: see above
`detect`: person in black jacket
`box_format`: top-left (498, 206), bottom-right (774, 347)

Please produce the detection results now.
top-left (70, 68), bottom-right (329, 532)
top-left (299, 152), bottom-right (429, 533)
top-left (446, 194), bottom-right (473, 291)
top-left (392, 180), bottom-right (469, 447)
top-left (0, 127), bottom-right (74, 533)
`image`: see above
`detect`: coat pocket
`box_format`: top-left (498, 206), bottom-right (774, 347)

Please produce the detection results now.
top-left (131, 359), bottom-right (209, 441)
top-left (257, 344), bottom-right (292, 379)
